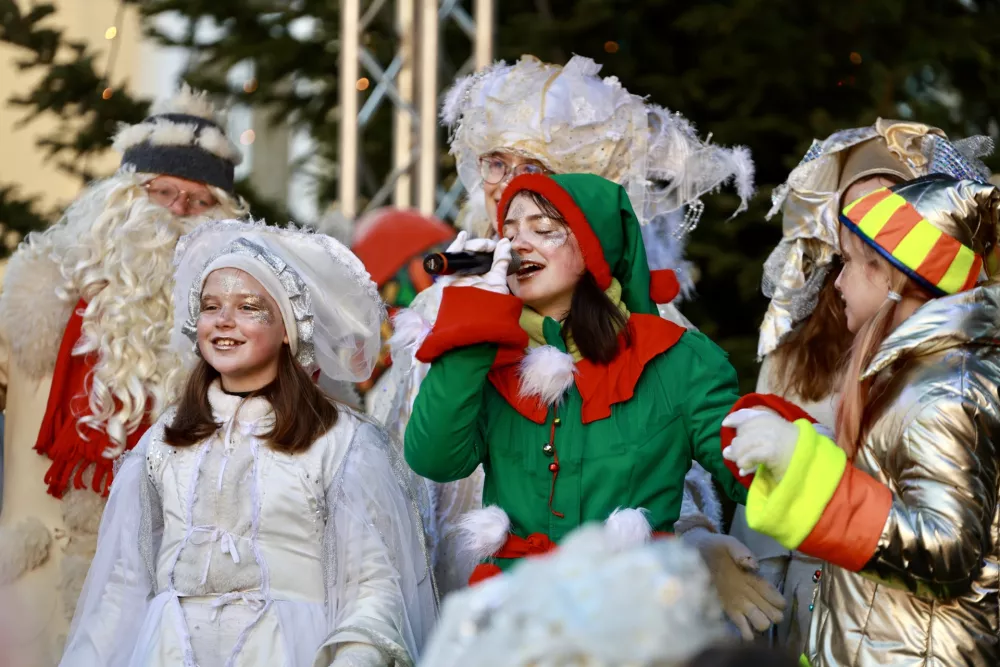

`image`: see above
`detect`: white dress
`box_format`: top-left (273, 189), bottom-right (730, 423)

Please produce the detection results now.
top-left (60, 382), bottom-right (436, 667)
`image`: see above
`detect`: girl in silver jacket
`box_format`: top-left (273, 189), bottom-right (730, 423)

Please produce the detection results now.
top-left (724, 175), bottom-right (1000, 667)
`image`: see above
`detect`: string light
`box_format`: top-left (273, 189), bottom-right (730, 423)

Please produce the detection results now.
top-left (99, 2), bottom-right (126, 102)
top-left (243, 78), bottom-right (258, 93)
top-left (604, 41), bottom-right (619, 54)
top-left (850, 52), bottom-right (862, 65)
top-left (356, 77), bottom-right (370, 91)
top-left (240, 130), bottom-right (256, 146)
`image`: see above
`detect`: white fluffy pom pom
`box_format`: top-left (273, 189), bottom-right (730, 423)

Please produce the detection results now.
top-left (518, 345), bottom-right (576, 405)
top-left (604, 507), bottom-right (653, 553)
top-left (456, 506), bottom-right (511, 562)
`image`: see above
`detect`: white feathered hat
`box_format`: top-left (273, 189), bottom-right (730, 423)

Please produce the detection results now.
top-left (172, 219), bottom-right (385, 382)
top-left (442, 55), bottom-right (755, 292)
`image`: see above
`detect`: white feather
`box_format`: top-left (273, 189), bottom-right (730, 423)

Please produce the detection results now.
top-left (389, 308), bottom-right (432, 357)
top-left (147, 119), bottom-right (197, 146)
top-left (518, 345), bottom-right (576, 405)
top-left (604, 508), bottom-right (653, 553)
top-left (728, 144), bottom-right (756, 213)
top-left (440, 72), bottom-right (477, 126)
top-left (153, 83), bottom-right (224, 124)
top-left (456, 506), bottom-right (511, 562)
top-left (197, 125), bottom-right (243, 165)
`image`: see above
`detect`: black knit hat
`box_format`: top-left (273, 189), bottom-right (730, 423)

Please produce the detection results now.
top-left (113, 88), bottom-right (243, 193)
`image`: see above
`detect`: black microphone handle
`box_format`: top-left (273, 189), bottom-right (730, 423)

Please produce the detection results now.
top-left (423, 250), bottom-right (522, 276)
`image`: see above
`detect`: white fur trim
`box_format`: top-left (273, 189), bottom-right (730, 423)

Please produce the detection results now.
top-left (604, 508), bottom-right (653, 552)
top-left (147, 118), bottom-right (197, 146)
top-left (112, 121), bottom-right (155, 154)
top-left (0, 518), bottom-right (52, 584)
top-left (0, 245), bottom-right (75, 379)
top-left (517, 345), bottom-right (576, 405)
top-left (59, 554), bottom-right (91, 621)
top-left (673, 463), bottom-right (723, 535)
top-left (61, 488), bottom-right (107, 535)
top-left (456, 506), bottom-right (511, 562)
top-left (389, 308), bottom-right (432, 357)
top-left (197, 125), bottom-right (244, 165)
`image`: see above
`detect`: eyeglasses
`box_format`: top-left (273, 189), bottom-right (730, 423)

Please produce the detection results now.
top-left (144, 182), bottom-right (218, 215)
top-left (478, 155), bottom-right (548, 185)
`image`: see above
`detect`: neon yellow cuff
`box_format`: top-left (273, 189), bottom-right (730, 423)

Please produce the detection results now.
top-left (745, 419), bottom-right (847, 550)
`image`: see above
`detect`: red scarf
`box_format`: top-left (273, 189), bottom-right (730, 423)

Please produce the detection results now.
top-left (34, 299), bottom-right (151, 498)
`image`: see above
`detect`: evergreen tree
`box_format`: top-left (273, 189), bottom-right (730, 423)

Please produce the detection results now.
top-left (0, 0), bottom-right (148, 255)
top-left (495, 0), bottom-right (1000, 388)
top-left (4, 0), bottom-right (1000, 388)
top-left (0, 0), bottom-right (287, 252)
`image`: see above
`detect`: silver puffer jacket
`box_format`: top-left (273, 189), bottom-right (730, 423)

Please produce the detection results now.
top-left (807, 282), bottom-right (1000, 666)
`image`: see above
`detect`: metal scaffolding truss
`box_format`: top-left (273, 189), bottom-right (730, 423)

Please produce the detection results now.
top-left (339, 0), bottom-right (494, 221)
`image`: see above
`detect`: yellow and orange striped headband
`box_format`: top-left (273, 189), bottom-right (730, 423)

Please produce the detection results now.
top-left (840, 176), bottom-right (989, 296)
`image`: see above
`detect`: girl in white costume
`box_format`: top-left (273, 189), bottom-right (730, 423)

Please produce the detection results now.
top-left (373, 54), bottom-right (784, 640)
top-left (60, 221), bottom-right (436, 667)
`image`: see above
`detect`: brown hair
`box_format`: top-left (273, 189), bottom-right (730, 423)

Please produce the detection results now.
top-left (164, 345), bottom-right (339, 453)
top-left (835, 235), bottom-right (931, 458)
top-left (768, 257), bottom-right (852, 402)
top-left (565, 271), bottom-right (631, 363)
top-left (504, 190), bottom-right (629, 364)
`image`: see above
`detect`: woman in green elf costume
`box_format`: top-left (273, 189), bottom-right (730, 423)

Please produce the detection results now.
top-left (404, 173), bottom-right (773, 614)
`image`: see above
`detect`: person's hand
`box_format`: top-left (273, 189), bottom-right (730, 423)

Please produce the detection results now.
top-left (682, 527), bottom-right (786, 640)
top-left (722, 409), bottom-right (799, 480)
top-left (446, 232), bottom-right (512, 295)
top-left (330, 643), bottom-right (383, 667)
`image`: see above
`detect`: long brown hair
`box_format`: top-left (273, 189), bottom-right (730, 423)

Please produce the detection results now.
top-left (769, 258), bottom-right (852, 403)
top-left (504, 190), bottom-right (629, 363)
top-left (835, 238), bottom-right (931, 458)
top-left (164, 345), bottom-right (339, 453)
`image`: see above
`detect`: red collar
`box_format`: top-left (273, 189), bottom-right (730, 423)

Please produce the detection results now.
top-left (487, 313), bottom-right (685, 424)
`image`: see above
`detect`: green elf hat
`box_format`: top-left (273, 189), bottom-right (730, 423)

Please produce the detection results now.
top-left (498, 173), bottom-right (680, 315)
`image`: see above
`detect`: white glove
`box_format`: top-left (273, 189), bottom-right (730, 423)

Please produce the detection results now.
top-left (445, 231), bottom-right (513, 295)
top-left (681, 527), bottom-right (786, 640)
top-left (435, 230), bottom-right (498, 288)
top-left (329, 643), bottom-right (384, 667)
top-left (721, 408), bottom-right (799, 481)
top-left (814, 423), bottom-right (835, 440)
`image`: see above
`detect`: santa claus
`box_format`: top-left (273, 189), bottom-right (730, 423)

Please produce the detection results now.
top-left (0, 86), bottom-right (247, 666)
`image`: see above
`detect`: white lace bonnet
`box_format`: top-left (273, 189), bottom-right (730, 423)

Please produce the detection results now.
top-left (442, 55), bottom-right (755, 291)
top-left (758, 119), bottom-right (994, 359)
top-left (172, 219), bottom-right (385, 382)
top-left (418, 526), bottom-right (726, 667)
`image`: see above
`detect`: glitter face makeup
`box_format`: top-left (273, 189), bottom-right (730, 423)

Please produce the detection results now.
top-left (197, 268), bottom-right (288, 392)
top-left (503, 193), bottom-right (586, 320)
top-left (502, 194), bottom-right (570, 250)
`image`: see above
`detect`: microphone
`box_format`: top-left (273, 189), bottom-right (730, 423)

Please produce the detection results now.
top-left (423, 250), bottom-right (522, 276)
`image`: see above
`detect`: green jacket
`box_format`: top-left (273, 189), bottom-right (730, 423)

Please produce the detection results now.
top-left (404, 301), bottom-right (747, 571)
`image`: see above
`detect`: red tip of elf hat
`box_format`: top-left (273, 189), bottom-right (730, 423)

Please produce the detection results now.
top-left (649, 268), bottom-right (680, 304)
top-left (498, 173), bottom-right (681, 305)
top-left (499, 174), bottom-right (613, 289)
